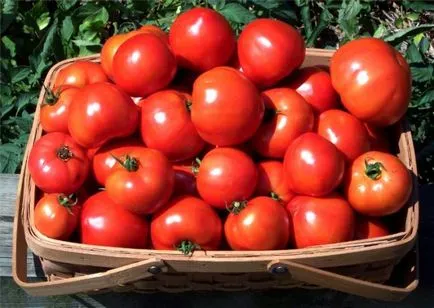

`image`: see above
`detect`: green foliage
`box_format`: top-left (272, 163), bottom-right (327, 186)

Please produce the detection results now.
top-left (1, 0), bottom-right (433, 183)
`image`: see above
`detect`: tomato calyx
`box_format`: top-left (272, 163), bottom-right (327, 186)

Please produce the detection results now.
top-left (42, 84), bottom-right (60, 106)
top-left (185, 99), bottom-right (192, 112)
top-left (176, 240), bottom-right (201, 255)
top-left (270, 191), bottom-right (282, 202)
top-left (57, 145), bottom-right (74, 161)
top-left (111, 154), bottom-right (139, 172)
top-left (57, 193), bottom-right (78, 214)
top-left (226, 200), bottom-right (248, 215)
top-left (364, 159), bottom-right (386, 180)
top-left (191, 157), bottom-right (201, 175)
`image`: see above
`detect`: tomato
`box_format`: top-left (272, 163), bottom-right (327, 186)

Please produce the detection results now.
top-left (287, 194), bottom-right (355, 248)
top-left (196, 147), bottom-right (257, 210)
top-left (225, 197), bottom-right (290, 250)
top-left (40, 85), bottom-right (79, 134)
top-left (255, 160), bottom-right (294, 204)
top-left (68, 82), bottom-right (139, 148)
top-left (283, 133), bottom-right (345, 196)
top-left (238, 18), bottom-right (305, 87)
top-left (330, 38), bottom-right (411, 126)
top-left (355, 216), bottom-right (389, 240)
top-left (112, 33), bottom-right (177, 97)
top-left (81, 191), bottom-right (148, 248)
top-left (91, 138), bottom-right (144, 186)
top-left (364, 123), bottom-right (391, 152)
top-left (105, 148), bottom-right (175, 215)
top-left (28, 132), bottom-right (89, 194)
top-left (284, 67), bottom-right (339, 113)
top-left (251, 88), bottom-right (314, 158)
top-left (34, 193), bottom-right (81, 240)
top-left (344, 151), bottom-right (412, 216)
top-left (169, 7), bottom-right (235, 72)
top-left (54, 61), bottom-right (108, 89)
top-left (191, 66), bottom-right (264, 146)
top-left (317, 109), bottom-right (370, 161)
top-left (173, 160), bottom-right (197, 197)
top-left (137, 25), bottom-right (168, 44)
top-left (140, 90), bottom-right (205, 161)
top-left (151, 196), bottom-right (222, 253)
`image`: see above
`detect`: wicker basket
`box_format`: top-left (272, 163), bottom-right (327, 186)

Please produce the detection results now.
top-left (12, 49), bottom-right (419, 301)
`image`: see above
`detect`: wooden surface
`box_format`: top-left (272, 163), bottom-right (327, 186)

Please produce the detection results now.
top-left (1, 174), bottom-right (434, 307)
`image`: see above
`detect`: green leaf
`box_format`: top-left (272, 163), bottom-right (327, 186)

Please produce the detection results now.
top-left (58, 0), bottom-right (79, 11)
top-left (208, 0), bottom-right (226, 11)
top-left (384, 24), bottom-right (434, 45)
top-left (337, 0), bottom-right (363, 40)
top-left (219, 3), bottom-right (255, 24)
top-left (1, 36), bottom-right (16, 57)
top-left (1, 0), bottom-right (18, 35)
top-left (0, 143), bottom-right (21, 173)
top-left (36, 12), bottom-right (51, 31)
top-left (418, 89), bottom-right (434, 107)
top-left (72, 39), bottom-right (102, 47)
top-left (61, 16), bottom-right (74, 42)
top-left (16, 92), bottom-right (38, 114)
top-left (10, 67), bottom-right (31, 83)
top-left (419, 37), bottom-right (430, 54)
top-left (403, 1), bottom-right (434, 12)
top-left (406, 43), bottom-right (424, 63)
top-left (373, 24), bottom-right (388, 38)
top-left (411, 64), bottom-right (433, 83)
top-left (250, 0), bottom-right (281, 10)
top-left (79, 7), bottom-right (109, 33)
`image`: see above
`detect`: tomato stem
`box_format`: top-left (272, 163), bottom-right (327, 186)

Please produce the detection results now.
top-left (185, 99), bottom-right (192, 112)
top-left (364, 159), bottom-right (385, 180)
top-left (191, 158), bottom-right (201, 175)
top-left (111, 154), bottom-right (139, 172)
top-left (176, 240), bottom-right (200, 255)
top-left (57, 193), bottom-right (78, 215)
top-left (57, 146), bottom-right (74, 161)
top-left (270, 191), bottom-right (281, 201)
top-left (226, 200), bottom-right (248, 215)
top-left (43, 84), bottom-right (60, 105)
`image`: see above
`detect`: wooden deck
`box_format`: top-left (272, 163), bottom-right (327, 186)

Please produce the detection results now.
top-left (1, 174), bottom-right (433, 307)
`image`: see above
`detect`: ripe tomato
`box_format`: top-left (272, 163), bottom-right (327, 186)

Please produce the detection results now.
top-left (140, 90), bottom-right (205, 161)
top-left (196, 147), bottom-right (258, 210)
top-left (68, 82), bottom-right (139, 148)
top-left (355, 216), bottom-right (389, 240)
top-left (34, 193), bottom-right (81, 240)
top-left (40, 85), bottom-right (79, 134)
top-left (81, 191), bottom-right (148, 248)
top-left (151, 196), bottom-right (222, 253)
top-left (251, 88), bottom-right (314, 158)
top-left (53, 61), bottom-right (108, 88)
top-left (136, 25), bottom-right (168, 44)
top-left (169, 7), bottom-right (235, 72)
top-left (28, 132), bottom-right (89, 194)
top-left (364, 123), bottom-right (391, 152)
top-left (112, 33), bottom-right (177, 97)
top-left (284, 67), bottom-right (339, 113)
top-left (330, 38), bottom-right (411, 126)
top-left (238, 18), bottom-right (305, 87)
top-left (255, 160), bottom-right (294, 204)
top-left (287, 194), bottom-right (355, 248)
top-left (283, 133), bottom-right (345, 196)
top-left (173, 160), bottom-right (197, 197)
top-left (105, 148), bottom-right (175, 215)
top-left (344, 151), bottom-right (412, 216)
top-left (191, 66), bottom-right (264, 146)
top-left (317, 109), bottom-right (370, 161)
top-left (225, 197), bottom-right (290, 250)
top-left (91, 138), bottom-right (144, 186)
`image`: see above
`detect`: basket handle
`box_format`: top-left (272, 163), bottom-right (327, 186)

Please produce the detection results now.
top-left (268, 259), bottom-right (418, 301)
top-left (12, 209), bottom-right (168, 296)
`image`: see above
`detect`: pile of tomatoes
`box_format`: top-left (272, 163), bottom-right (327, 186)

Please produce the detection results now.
top-left (28, 7), bottom-right (413, 254)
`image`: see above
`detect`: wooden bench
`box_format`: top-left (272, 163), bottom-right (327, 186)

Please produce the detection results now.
top-left (1, 174), bottom-right (433, 307)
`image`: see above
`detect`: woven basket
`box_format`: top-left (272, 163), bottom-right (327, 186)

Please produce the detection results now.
top-left (12, 49), bottom-right (419, 301)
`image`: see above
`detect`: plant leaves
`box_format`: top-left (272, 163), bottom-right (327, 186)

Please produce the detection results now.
top-left (384, 24), bottom-right (434, 45)
top-left (403, 1), bottom-right (434, 12)
top-left (61, 16), bottom-right (74, 42)
top-left (219, 3), bottom-right (255, 24)
top-left (337, 0), bottom-right (363, 40)
top-left (10, 67), bottom-right (31, 83)
top-left (58, 0), bottom-right (79, 11)
top-left (78, 7), bottom-right (109, 33)
top-left (410, 64), bottom-right (434, 83)
top-left (250, 0), bottom-right (281, 10)
top-left (1, 0), bottom-right (18, 35)
top-left (373, 24), bottom-right (388, 38)
top-left (0, 143), bottom-right (21, 173)
top-left (418, 89), bottom-right (434, 107)
top-left (406, 43), bottom-right (424, 63)
top-left (1, 36), bottom-right (16, 58)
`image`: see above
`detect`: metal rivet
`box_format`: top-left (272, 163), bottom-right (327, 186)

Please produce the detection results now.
top-left (148, 265), bottom-right (162, 274)
top-left (271, 264), bottom-right (289, 275)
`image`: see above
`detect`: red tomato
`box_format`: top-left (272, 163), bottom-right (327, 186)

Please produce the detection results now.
top-left (105, 148), bottom-right (175, 215)
top-left (140, 90), bottom-right (205, 161)
top-left (151, 196), bottom-right (222, 253)
top-left (364, 123), bottom-right (391, 152)
top-left (287, 194), bottom-right (355, 248)
top-left (251, 88), bottom-right (314, 158)
top-left (284, 67), bottom-right (339, 113)
top-left (283, 133), bottom-right (345, 196)
top-left (80, 191), bottom-right (148, 248)
top-left (255, 160), bottom-right (294, 204)
top-left (344, 151), bottom-right (412, 216)
top-left (68, 82), bottom-right (139, 148)
top-left (137, 25), bottom-right (168, 44)
top-left (28, 132), bottom-right (89, 194)
top-left (112, 33), bottom-right (177, 97)
top-left (330, 38), bottom-right (411, 126)
top-left (169, 7), bottom-right (235, 72)
top-left (40, 86), bottom-right (79, 134)
top-left (54, 61), bottom-right (108, 88)
top-left (91, 138), bottom-right (144, 186)
top-left (317, 109), bottom-right (370, 161)
top-left (191, 66), bottom-right (264, 146)
top-left (34, 193), bottom-right (81, 240)
top-left (238, 18), bottom-right (305, 87)
top-left (196, 147), bottom-right (258, 210)
top-left (173, 161), bottom-right (197, 197)
top-left (355, 216), bottom-right (389, 240)
top-left (225, 197), bottom-right (290, 250)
